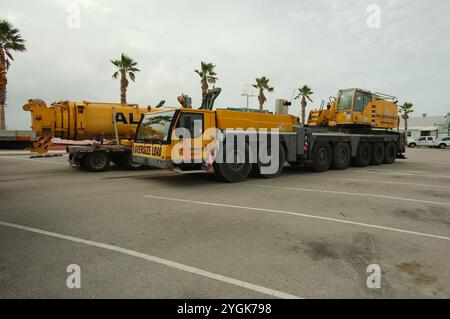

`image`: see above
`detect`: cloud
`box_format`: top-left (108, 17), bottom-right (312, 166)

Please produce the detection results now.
top-left (3, 0), bottom-right (450, 129)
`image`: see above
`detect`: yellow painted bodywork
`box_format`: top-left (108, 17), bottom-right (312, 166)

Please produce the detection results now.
top-left (23, 99), bottom-right (149, 153)
top-left (132, 108), bottom-right (299, 166)
top-left (132, 143), bottom-right (173, 160)
top-left (215, 109), bottom-right (298, 131)
top-left (308, 88), bottom-right (399, 129)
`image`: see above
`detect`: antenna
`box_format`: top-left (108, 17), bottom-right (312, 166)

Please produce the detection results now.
top-left (241, 84), bottom-right (255, 110)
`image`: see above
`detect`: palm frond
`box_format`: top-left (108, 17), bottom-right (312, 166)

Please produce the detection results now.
top-left (5, 50), bottom-right (13, 61)
top-left (111, 53), bottom-right (140, 78)
top-left (0, 19), bottom-right (26, 64)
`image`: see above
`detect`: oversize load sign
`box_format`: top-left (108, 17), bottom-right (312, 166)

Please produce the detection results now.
top-left (133, 144), bottom-right (162, 157)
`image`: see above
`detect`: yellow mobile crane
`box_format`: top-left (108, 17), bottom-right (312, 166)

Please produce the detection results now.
top-left (132, 88), bottom-right (405, 182)
top-left (308, 88), bottom-right (399, 129)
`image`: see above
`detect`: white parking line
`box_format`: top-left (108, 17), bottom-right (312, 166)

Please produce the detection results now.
top-left (403, 169), bottom-right (450, 176)
top-left (0, 156), bottom-right (67, 165)
top-left (247, 184), bottom-right (450, 207)
top-left (310, 176), bottom-right (450, 190)
top-left (144, 195), bottom-right (450, 242)
top-left (363, 170), bottom-right (450, 179)
top-left (0, 220), bottom-right (300, 299)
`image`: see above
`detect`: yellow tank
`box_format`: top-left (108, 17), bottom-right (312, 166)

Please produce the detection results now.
top-left (23, 99), bottom-right (148, 140)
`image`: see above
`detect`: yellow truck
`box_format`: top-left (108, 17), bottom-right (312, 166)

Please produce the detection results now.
top-left (23, 99), bottom-right (148, 171)
top-left (132, 88), bottom-right (405, 182)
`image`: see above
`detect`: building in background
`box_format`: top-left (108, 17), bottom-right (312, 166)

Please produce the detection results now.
top-left (399, 112), bottom-right (450, 138)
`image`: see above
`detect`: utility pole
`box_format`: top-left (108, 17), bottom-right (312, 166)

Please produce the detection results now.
top-left (241, 84), bottom-right (255, 110)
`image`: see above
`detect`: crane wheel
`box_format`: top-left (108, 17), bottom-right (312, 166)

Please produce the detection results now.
top-left (311, 142), bottom-right (332, 172)
top-left (213, 143), bottom-right (252, 183)
top-left (331, 142), bottom-right (350, 170)
top-left (353, 142), bottom-right (371, 167)
top-left (370, 142), bottom-right (385, 165)
top-left (384, 142), bottom-right (397, 164)
top-left (82, 152), bottom-right (110, 172)
top-left (259, 143), bottom-right (286, 179)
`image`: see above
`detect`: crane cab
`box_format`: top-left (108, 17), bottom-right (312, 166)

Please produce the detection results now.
top-left (309, 88), bottom-right (399, 129)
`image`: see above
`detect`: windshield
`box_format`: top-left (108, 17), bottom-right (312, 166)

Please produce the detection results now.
top-left (136, 111), bottom-right (175, 143)
top-left (337, 90), bottom-right (354, 111)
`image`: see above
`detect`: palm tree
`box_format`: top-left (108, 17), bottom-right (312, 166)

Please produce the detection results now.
top-left (294, 85), bottom-right (313, 124)
top-left (111, 53), bottom-right (140, 104)
top-left (252, 76), bottom-right (274, 111)
top-left (194, 62), bottom-right (217, 101)
top-left (399, 102), bottom-right (414, 144)
top-left (0, 20), bottom-right (26, 130)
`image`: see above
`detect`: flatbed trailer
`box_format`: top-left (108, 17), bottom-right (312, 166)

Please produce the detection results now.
top-left (67, 143), bottom-right (140, 172)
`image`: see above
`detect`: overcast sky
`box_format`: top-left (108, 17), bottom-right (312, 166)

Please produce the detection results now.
top-left (3, 0), bottom-right (450, 129)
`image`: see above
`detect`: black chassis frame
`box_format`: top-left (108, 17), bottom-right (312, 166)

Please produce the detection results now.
top-left (222, 125), bottom-right (405, 167)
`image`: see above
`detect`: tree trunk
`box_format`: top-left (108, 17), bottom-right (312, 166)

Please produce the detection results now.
top-left (0, 46), bottom-right (7, 130)
top-left (301, 97), bottom-right (307, 124)
top-left (258, 88), bottom-right (265, 111)
top-left (201, 78), bottom-right (208, 94)
top-left (201, 78), bottom-right (208, 108)
top-left (403, 111), bottom-right (408, 144)
top-left (120, 72), bottom-right (128, 104)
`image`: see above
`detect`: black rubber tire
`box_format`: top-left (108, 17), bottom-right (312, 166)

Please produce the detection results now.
top-left (353, 142), bottom-right (371, 167)
top-left (111, 156), bottom-right (122, 167)
top-left (288, 161), bottom-right (302, 167)
top-left (82, 152), bottom-right (110, 172)
top-left (78, 157), bottom-right (87, 169)
top-left (112, 153), bottom-right (142, 170)
top-left (370, 142), bottom-right (385, 165)
top-left (384, 142), bottom-right (397, 164)
top-left (213, 143), bottom-right (252, 183)
top-left (331, 142), bottom-right (350, 170)
top-left (260, 143), bottom-right (286, 179)
top-left (439, 143), bottom-right (446, 149)
top-left (408, 143), bottom-right (416, 148)
top-left (311, 142), bottom-right (332, 172)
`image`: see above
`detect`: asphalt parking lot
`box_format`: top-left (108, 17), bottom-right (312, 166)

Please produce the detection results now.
top-left (0, 148), bottom-right (449, 298)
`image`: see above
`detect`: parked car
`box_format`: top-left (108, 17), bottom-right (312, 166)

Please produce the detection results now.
top-left (434, 136), bottom-right (450, 149)
top-left (408, 136), bottom-right (436, 148)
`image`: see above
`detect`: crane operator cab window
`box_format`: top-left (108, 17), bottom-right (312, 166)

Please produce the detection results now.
top-left (175, 112), bottom-right (204, 139)
top-left (354, 91), bottom-right (372, 112)
top-left (337, 90), bottom-right (354, 111)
